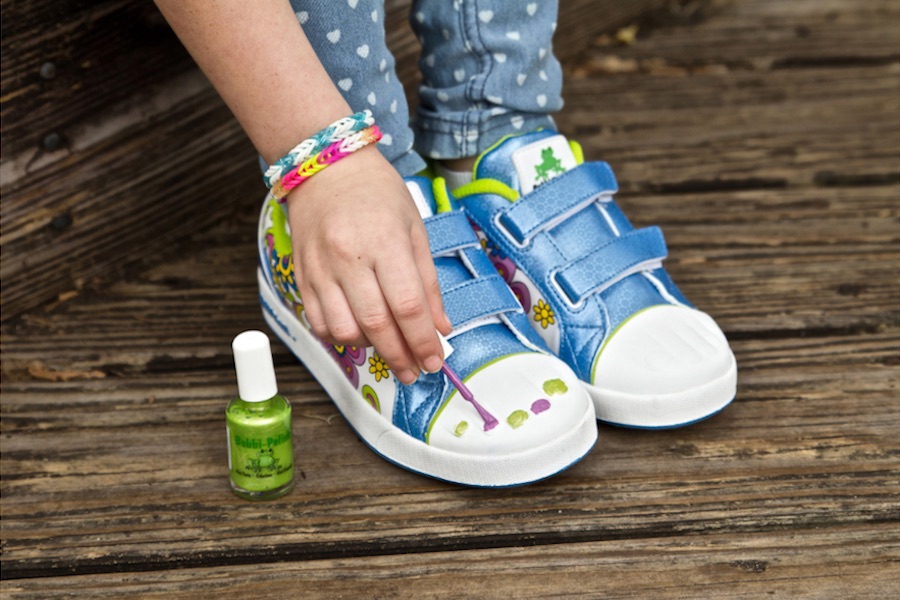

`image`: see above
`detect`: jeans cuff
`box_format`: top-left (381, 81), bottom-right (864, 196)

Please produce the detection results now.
top-left (411, 109), bottom-right (557, 160)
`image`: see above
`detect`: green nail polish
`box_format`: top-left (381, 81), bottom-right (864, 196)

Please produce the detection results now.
top-left (227, 331), bottom-right (294, 501)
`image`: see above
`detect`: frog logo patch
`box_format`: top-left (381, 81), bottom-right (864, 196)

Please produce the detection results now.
top-left (246, 448), bottom-right (281, 474)
top-left (534, 147), bottom-right (566, 185)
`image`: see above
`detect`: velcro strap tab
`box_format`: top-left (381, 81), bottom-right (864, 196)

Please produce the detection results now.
top-left (425, 211), bottom-right (481, 256)
top-left (443, 274), bottom-right (522, 328)
top-left (461, 246), bottom-right (504, 279)
top-left (554, 227), bottom-right (667, 305)
top-left (498, 162), bottom-right (618, 244)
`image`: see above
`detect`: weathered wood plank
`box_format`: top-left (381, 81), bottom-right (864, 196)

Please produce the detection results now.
top-left (0, 83), bottom-right (259, 320)
top-left (1, 0), bottom-right (898, 592)
top-left (2, 315), bottom-right (896, 578)
top-left (615, 0), bottom-right (900, 67)
top-left (1, 526), bottom-right (897, 598)
top-left (0, 0), bottom-right (192, 158)
top-left (559, 63), bottom-right (900, 194)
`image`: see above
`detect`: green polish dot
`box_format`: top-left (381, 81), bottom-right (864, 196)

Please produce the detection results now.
top-left (507, 410), bottom-right (529, 429)
top-left (454, 421), bottom-right (469, 437)
top-left (543, 378), bottom-right (568, 396)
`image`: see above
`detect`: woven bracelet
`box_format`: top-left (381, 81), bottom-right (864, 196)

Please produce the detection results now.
top-left (264, 110), bottom-right (374, 189)
top-left (271, 125), bottom-right (383, 202)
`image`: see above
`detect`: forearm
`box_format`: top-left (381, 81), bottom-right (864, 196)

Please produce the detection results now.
top-left (155, 0), bottom-right (352, 164)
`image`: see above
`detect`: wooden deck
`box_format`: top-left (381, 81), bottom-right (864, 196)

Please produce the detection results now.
top-left (2, 0), bottom-right (898, 597)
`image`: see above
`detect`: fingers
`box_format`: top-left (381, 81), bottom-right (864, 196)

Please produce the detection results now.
top-left (297, 280), bottom-right (328, 341)
top-left (375, 239), bottom-right (445, 376)
top-left (282, 151), bottom-right (454, 386)
top-left (302, 246), bottom-right (448, 384)
top-left (296, 259), bottom-right (365, 346)
top-left (300, 246), bottom-right (431, 384)
top-left (315, 283), bottom-right (371, 348)
top-left (295, 245), bottom-right (448, 385)
top-left (341, 273), bottom-right (421, 385)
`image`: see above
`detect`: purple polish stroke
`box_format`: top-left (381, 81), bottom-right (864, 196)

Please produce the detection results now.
top-left (441, 363), bottom-right (499, 431)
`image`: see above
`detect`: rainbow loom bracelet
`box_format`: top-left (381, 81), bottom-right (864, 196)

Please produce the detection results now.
top-left (271, 125), bottom-right (383, 202)
top-left (264, 110), bottom-right (374, 189)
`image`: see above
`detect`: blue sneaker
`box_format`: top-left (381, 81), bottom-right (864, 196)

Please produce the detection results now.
top-left (452, 131), bottom-right (737, 428)
top-left (257, 176), bottom-right (597, 486)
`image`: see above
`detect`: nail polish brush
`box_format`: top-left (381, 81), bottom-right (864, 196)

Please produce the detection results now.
top-left (438, 333), bottom-right (498, 431)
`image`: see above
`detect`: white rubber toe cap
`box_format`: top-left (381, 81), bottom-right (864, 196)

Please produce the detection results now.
top-left (373, 352), bottom-right (597, 487)
top-left (428, 353), bottom-right (593, 455)
top-left (589, 304), bottom-right (737, 428)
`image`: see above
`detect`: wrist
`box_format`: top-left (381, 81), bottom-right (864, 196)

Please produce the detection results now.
top-left (270, 124), bottom-right (383, 201)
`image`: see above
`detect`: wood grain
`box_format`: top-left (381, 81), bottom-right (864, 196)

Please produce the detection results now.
top-left (1, 181), bottom-right (897, 576)
top-left (1, 0), bottom-right (898, 595)
top-left (1, 527), bottom-right (897, 599)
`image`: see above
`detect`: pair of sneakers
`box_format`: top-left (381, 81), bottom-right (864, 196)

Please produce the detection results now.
top-left (258, 130), bottom-right (737, 487)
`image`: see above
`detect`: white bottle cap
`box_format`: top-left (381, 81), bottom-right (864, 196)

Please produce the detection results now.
top-left (232, 330), bottom-right (278, 402)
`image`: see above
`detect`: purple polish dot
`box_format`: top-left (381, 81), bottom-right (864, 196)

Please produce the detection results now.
top-left (531, 399), bottom-right (551, 414)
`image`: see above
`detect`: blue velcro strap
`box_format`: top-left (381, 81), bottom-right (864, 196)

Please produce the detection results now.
top-left (425, 211), bottom-right (480, 256)
top-left (442, 274), bottom-right (521, 328)
top-left (554, 227), bottom-right (667, 305)
top-left (461, 246), bottom-right (504, 279)
top-left (498, 162), bottom-right (618, 244)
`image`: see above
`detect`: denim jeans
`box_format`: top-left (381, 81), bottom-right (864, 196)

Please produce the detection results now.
top-left (287, 0), bottom-right (562, 176)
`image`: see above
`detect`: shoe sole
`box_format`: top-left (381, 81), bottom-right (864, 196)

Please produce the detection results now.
top-left (583, 355), bottom-right (737, 429)
top-left (258, 269), bottom-right (598, 487)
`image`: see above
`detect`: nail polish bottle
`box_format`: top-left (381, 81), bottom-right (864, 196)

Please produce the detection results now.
top-left (227, 330), bottom-right (294, 500)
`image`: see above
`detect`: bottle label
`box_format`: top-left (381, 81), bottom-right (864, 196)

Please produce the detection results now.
top-left (227, 417), bottom-right (293, 493)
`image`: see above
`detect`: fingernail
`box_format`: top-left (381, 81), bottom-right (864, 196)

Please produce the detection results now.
top-left (422, 355), bottom-right (443, 374)
top-left (398, 369), bottom-right (419, 384)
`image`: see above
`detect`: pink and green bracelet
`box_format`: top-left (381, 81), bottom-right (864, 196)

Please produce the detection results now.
top-left (264, 110), bottom-right (374, 189)
top-left (271, 125), bottom-right (383, 202)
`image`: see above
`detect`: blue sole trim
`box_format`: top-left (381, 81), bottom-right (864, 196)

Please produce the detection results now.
top-left (260, 293), bottom-right (296, 343)
top-left (344, 414), bottom-right (599, 489)
top-left (598, 398), bottom-right (735, 430)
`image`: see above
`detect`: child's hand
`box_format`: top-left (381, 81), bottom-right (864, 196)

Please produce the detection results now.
top-left (285, 145), bottom-right (453, 385)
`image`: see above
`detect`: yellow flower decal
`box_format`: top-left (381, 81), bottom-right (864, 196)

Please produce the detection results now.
top-left (274, 253), bottom-right (296, 290)
top-left (368, 353), bottom-right (390, 382)
top-left (533, 299), bottom-right (555, 329)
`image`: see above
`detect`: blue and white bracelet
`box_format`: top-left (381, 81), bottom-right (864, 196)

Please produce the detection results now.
top-left (263, 110), bottom-right (375, 189)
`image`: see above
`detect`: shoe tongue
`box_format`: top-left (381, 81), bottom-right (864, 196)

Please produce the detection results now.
top-left (405, 176), bottom-right (438, 219)
top-left (475, 130), bottom-right (578, 195)
top-left (407, 176), bottom-right (460, 218)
